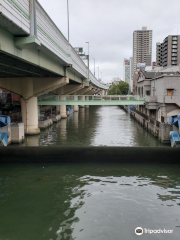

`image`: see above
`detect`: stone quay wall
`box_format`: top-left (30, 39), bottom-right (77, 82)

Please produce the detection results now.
top-left (123, 106), bottom-right (172, 144)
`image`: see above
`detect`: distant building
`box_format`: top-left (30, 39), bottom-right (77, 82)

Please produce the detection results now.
top-left (123, 58), bottom-right (131, 88)
top-left (133, 27), bottom-right (152, 74)
top-left (111, 78), bottom-right (122, 85)
top-left (130, 57), bottom-right (133, 92)
top-left (156, 36), bottom-right (180, 67)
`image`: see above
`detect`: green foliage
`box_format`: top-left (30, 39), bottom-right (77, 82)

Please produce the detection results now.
top-left (109, 81), bottom-right (129, 95)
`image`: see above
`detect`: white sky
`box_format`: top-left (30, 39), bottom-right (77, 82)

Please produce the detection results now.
top-left (38, 0), bottom-right (180, 83)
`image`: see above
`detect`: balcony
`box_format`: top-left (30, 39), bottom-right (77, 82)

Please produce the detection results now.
top-left (165, 96), bottom-right (177, 104)
top-left (145, 96), bottom-right (157, 102)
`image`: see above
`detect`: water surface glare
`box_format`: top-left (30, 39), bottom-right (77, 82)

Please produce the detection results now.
top-left (0, 163), bottom-right (180, 240)
top-left (19, 106), bottom-right (164, 146)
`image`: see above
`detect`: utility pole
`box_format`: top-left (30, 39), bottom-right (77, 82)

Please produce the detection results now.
top-left (67, 0), bottom-right (69, 42)
top-left (93, 58), bottom-right (95, 76)
top-left (86, 42), bottom-right (89, 80)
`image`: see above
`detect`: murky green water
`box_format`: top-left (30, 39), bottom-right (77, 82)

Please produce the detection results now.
top-left (0, 163), bottom-right (180, 240)
top-left (2, 106), bottom-right (176, 239)
top-left (19, 106), bottom-right (164, 146)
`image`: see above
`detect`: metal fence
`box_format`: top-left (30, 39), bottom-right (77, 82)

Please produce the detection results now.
top-left (38, 95), bottom-right (146, 102)
top-left (132, 109), bottom-right (160, 128)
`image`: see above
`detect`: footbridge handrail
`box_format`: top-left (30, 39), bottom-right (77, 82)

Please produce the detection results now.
top-left (38, 95), bottom-right (146, 102)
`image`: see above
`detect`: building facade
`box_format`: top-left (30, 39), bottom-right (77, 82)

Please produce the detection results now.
top-left (123, 58), bottom-right (131, 87)
top-left (156, 35), bottom-right (180, 67)
top-left (137, 72), bottom-right (180, 123)
top-left (133, 27), bottom-right (152, 73)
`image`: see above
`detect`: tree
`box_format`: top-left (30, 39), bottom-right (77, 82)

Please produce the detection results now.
top-left (109, 81), bottom-right (129, 95)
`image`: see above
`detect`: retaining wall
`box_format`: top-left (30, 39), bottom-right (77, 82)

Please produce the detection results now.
top-left (126, 108), bottom-right (172, 144)
top-left (0, 147), bottom-right (179, 163)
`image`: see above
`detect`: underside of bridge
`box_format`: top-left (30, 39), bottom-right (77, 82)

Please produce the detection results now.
top-left (0, 51), bottom-right (62, 78)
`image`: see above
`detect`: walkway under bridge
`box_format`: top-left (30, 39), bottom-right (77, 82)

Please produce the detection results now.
top-left (38, 95), bottom-right (145, 106)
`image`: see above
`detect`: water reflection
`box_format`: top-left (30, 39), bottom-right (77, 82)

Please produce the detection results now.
top-left (85, 108), bottom-right (89, 120)
top-left (24, 134), bottom-right (40, 146)
top-left (1, 163), bottom-right (180, 240)
top-left (59, 118), bottom-right (67, 140)
top-left (16, 106), bottom-right (165, 147)
top-left (73, 112), bottom-right (79, 129)
top-left (79, 108), bottom-right (85, 124)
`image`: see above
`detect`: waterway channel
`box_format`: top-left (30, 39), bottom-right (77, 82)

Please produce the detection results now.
top-left (18, 106), bottom-right (164, 147)
top-left (1, 106), bottom-right (179, 240)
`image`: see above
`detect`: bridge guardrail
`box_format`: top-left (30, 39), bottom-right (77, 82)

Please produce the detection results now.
top-left (35, 1), bottom-right (108, 90)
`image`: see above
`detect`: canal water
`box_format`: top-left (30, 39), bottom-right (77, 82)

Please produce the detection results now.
top-left (1, 106), bottom-right (178, 240)
top-left (18, 106), bottom-right (164, 147)
top-left (0, 163), bottom-right (180, 240)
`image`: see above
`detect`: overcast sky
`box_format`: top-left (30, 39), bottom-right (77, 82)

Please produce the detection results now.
top-left (38, 0), bottom-right (180, 83)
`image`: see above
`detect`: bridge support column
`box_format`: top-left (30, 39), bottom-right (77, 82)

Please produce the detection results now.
top-left (60, 96), bottom-right (67, 119)
top-left (21, 97), bottom-right (40, 135)
top-left (73, 96), bottom-right (79, 112)
top-left (85, 96), bottom-right (89, 108)
top-left (74, 105), bottom-right (79, 112)
top-left (79, 96), bottom-right (85, 108)
top-left (21, 79), bottom-right (40, 135)
top-left (101, 90), bottom-right (105, 95)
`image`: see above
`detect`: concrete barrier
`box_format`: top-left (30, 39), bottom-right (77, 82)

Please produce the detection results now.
top-left (0, 147), bottom-right (179, 163)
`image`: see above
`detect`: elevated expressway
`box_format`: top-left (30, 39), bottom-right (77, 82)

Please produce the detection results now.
top-left (0, 0), bottom-right (108, 134)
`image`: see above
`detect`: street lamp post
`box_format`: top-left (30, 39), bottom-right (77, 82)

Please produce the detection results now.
top-left (101, 72), bottom-right (102, 81)
top-left (67, 0), bottom-right (69, 42)
top-left (86, 42), bottom-right (89, 80)
top-left (97, 67), bottom-right (99, 80)
top-left (93, 58), bottom-right (95, 76)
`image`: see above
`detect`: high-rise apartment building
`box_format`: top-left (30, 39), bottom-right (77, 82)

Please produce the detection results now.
top-left (133, 27), bottom-right (152, 73)
top-left (156, 35), bottom-right (180, 67)
top-left (123, 57), bottom-right (133, 92)
top-left (123, 58), bottom-right (131, 84)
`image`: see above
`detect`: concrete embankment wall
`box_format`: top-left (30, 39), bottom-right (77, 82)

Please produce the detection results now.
top-left (123, 106), bottom-right (172, 144)
top-left (0, 147), bottom-right (179, 163)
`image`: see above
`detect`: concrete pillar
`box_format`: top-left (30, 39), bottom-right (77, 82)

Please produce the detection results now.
top-left (21, 78), bottom-right (40, 135)
top-left (85, 96), bottom-right (89, 108)
top-left (101, 90), bottom-right (105, 95)
top-left (79, 95), bottom-right (85, 108)
top-left (60, 96), bottom-right (67, 119)
top-left (74, 105), bottom-right (79, 112)
top-left (73, 96), bottom-right (79, 112)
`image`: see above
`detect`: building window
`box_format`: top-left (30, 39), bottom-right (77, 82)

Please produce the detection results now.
top-left (167, 89), bottom-right (173, 96)
top-left (146, 91), bottom-right (150, 96)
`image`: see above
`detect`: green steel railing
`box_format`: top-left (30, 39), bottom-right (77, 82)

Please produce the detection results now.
top-left (38, 95), bottom-right (146, 102)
